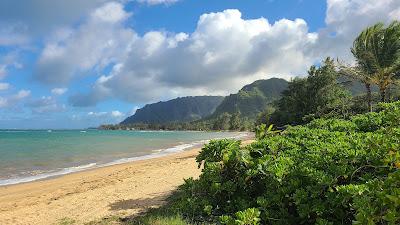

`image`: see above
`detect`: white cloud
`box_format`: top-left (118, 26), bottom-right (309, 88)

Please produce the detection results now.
top-left (0, 51), bottom-right (22, 80)
top-left (0, 82), bottom-right (10, 91)
top-left (51, 88), bottom-right (68, 95)
top-left (86, 110), bottom-right (125, 123)
top-left (88, 111), bottom-right (108, 116)
top-left (70, 9), bottom-right (318, 106)
top-left (27, 96), bottom-right (66, 113)
top-left (14, 90), bottom-right (31, 99)
top-left (33, 1), bottom-right (399, 108)
top-left (0, 97), bottom-right (7, 108)
top-left (91, 1), bottom-right (131, 23)
top-left (0, 65), bottom-right (7, 80)
top-left (0, 0), bottom-right (108, 37)
top-left (0, 89), bottom-right (31, 108)
top-left (0, 22), bottom-right (29, 46)
top-left (390, 8), bottom-right (400, 20)
top-left (111, 110), bottom-right (124, 117)
top-left (87, 110), bottom-right (124, 118)
top-left (129, 106), bottom-right (140, 116)
top-left (136, 0), bottom-right (180, 5)
top-left (35, 1), bottom-right (135, 85)
top-left (315, 0), bottom-right (400, 61)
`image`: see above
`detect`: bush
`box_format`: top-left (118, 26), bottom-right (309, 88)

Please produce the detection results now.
top-left (171, 101), bottom-right (400, 224)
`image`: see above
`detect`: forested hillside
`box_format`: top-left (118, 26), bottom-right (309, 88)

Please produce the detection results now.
top-left (120, 96), bottom-right (224, 124)
top-left (210, 78), bottom-right (288, 120)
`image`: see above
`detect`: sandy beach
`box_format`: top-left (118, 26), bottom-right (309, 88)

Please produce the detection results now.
top-left (0, 139), bottom-right (253, 225)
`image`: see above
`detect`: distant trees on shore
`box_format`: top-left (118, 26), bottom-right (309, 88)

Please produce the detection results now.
top-left (262, 21), bottom-right (400, 127)
top-left (101, 21), bottom-right (400, 131)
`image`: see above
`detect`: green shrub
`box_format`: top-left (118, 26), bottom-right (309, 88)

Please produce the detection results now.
top-left (306, 118), bottom-right (357, 132)
top-left (171, 101), bottom-right (400, 224)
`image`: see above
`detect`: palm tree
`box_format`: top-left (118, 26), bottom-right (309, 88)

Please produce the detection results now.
top-left (351, 21), bottom-right (400, 103)
top-left (338, 63), bottom-right (374, 112)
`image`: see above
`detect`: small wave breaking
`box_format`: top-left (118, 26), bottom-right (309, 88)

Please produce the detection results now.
top-left (0, 132), bottom-right (251, 186)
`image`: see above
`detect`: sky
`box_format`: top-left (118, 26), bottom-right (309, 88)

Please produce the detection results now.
top-left (0, 0), bottom-right (399, 129)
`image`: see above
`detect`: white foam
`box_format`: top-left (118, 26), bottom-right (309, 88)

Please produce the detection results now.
top-left (0, 132), bottom-right (252, 186)
top-left (0, 163), bottom-right (97, 186)
top-left (102, 143), bottom-right (197, 167)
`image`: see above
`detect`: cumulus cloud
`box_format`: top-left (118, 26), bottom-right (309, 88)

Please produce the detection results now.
top-left (86, 110), bottom-right (125, 123)
top-left (51, 88), bottom-right (68, 95)
top-left (0, 89), bottom-right (31, 109)
top-left (88, 111), bottom-right (108, 117)
top-left (314, 0), bottom-right (400, 61)
top-left (70, 9), bottom-right (318, 105)
top-left (35, 1), bottom-right (135, 85)
top-left (0, 97), bottom-right (8, 108)
top-left (0, 22), bottom-right (29, 46)
top-left (26, 96), bottom-right (66, 113)
top-left (0, 0), bottom-right (108, 37)
top-left (14, 90), bottom-right (31, 99)
top-left (0, 65), bottom-right (7, 80)
top-left (111, 110), bottom-right (125, 117)
top-left (129, 106), bottom-right (140, 116)
top-left (136, 0), bottom-right (180, 5)
top-left (0, 52), bottom-right (23, 80)
top-left (0, 83), bottom-right (10, 91)
top-left (34, 0), bottom-right (400, 108)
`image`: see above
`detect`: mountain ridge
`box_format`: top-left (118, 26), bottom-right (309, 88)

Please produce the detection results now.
top-left (120, 96), bottom-right (224, 125)
top-left (209, 78), bottom-right (289, 119)
top-left (119, 77), bottom-right (373, 127)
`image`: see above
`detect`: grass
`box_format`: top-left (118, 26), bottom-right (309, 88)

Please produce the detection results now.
top-left (84, 209), bottom-right (190, 225)
top-left (129, 212), bottom-right (188, 225)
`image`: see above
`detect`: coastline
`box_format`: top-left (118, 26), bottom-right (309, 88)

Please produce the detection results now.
top-left (0, 138), bottom-right (254, 225)
top-left (0, 131), bottom-right (252, 187)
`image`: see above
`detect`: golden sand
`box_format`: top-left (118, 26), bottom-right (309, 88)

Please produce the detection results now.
top-left (0, 140), bottom-right (253, 225)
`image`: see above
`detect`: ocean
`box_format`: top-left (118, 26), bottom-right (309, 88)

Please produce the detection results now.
top-left (0, 129), bottom-right (248, 186)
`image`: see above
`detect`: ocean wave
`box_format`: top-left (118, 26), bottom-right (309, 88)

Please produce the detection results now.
top-left (0, 132), bottom-right (251, 186)
top-left (0, 163), bottom-right (97, 186)
top-left (0, 130), bottom-right (29, 133)
top-left (102, 143), bottom-right (197, 167)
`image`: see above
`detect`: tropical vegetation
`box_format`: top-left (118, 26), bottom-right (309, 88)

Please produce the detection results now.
top-left (125, 21), bottom-right (400, 225)
top-left (164, 101), bottom-right (400, 225)
top-left (121, 96), bottom-right (224, 124)
top-left (339, 21), bottom-right (400, 110)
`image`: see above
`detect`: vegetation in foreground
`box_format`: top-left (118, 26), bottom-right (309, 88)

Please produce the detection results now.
top-left (89, 102), bottom-right (400, 225)
top-left (89, 21), bottom-right (400, 225)
top-left (167, 101), bottom-right (400, 224)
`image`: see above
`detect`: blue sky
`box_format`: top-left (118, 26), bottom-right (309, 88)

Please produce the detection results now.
top-left (0, 0), bottom-right (399, 129)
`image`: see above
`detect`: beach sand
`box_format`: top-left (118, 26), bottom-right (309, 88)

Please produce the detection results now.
top-left (0, 139), bottom-right (253, 225)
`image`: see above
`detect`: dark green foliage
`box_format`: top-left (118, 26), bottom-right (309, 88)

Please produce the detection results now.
top-left (211, 78), bottom-right (288, 120)
top-left (121, 96), bottom-right (224, 125)
top-left (171, 101), bottom-right (400, 225)
top-left (255, 107), bottom-right (275, 127)
top-left (350, 21), bottom-right (400, 102)
top-left (212, 113), bottom-right (232, 130)
top-left (270, 58), bottom-right (352, 126)
top-left (229, 112), bottom-right (242, 131)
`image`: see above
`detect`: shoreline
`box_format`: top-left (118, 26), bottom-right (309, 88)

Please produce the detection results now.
top-left (0, 131), bottom-right (253, 187)
top-left (0, 139), bottom-right (254, 225)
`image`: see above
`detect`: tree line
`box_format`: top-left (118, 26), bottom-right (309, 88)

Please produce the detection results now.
top-left (101, 21), bottom-right (400, 131)
top-left (130, 21), bottom-right (400, 225)
top-left (258, 21), bottom-right (400, 128)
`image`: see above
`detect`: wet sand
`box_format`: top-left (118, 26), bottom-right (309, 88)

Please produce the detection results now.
top-left (0, 139), bottom-right (254, 225)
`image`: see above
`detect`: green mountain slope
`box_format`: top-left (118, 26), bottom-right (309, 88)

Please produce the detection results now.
top-left (121, 96), bottom-right (224, 125)
top-left (210, 78), bottom-right (289, 119)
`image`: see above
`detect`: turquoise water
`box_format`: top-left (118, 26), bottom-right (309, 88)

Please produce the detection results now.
top-left (0, 129), bottom-right (248, 186)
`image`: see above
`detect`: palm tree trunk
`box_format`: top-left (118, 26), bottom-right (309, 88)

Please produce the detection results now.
top-left (365, 83), bottom-right (372, 112)
top-left (380, 87), bottom-right (386, 102)
top-left (387, 85), bottom-right (392, 102)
